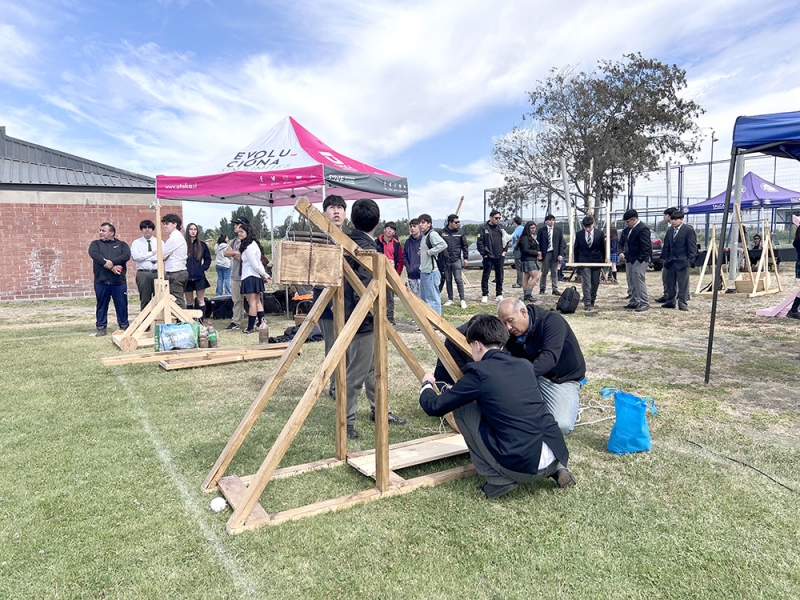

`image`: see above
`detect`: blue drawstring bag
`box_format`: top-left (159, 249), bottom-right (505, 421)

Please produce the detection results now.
top-left (601, 387), bottom-right (657, 454)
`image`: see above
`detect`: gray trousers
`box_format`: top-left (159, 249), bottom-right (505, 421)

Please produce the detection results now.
top-left (455, 402), bottom-right (560, 486)
top-left (444, 260), bottom-right (466, 301)
top-left (628, 260), bottom-right (649, 308)
top-left (320, 318), bottom-right (336, 393)
top-left (665, 264), bottom-right (690, 306)
top-left (540, 251), bottom-right (559, 292)
top-left (345, 330), bottom-right (376, 426)
top-left (386, 290), bottom-right (396, 323)
top-left (230, 278), bottom-right (244, 325)
top-left (135, 270), bottom-right (157, 310)
top-left (166, 270), bottom-right (188, 309)
top-left (514, 249), bottom-right (523, 286)
top-left (581, 266), bottom-right (600, 306)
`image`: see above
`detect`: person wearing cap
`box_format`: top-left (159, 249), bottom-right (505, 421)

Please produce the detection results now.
top-left (497, 297), bottom-right (585, 435)
top-left (661, 210), bottom-right (697, 311)
top-left (618, 209), bottom-right (651, 312)
top-left (419, 314), bottom-right (575, 499)
top-left (537, 214), bottom-right (566, 296)
top-left (130, 219), bottom-right (158, 310)
top-left (654, 207), bottom-right (677, 303)
top-left (224, 216), bottom-right (249, 330)
top-left (573, 215), bottom-right (606, 311)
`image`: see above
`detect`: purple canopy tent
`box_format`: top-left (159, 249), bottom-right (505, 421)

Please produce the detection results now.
top-left (705, 110), bottom-right (800, 382)
top-left (683, 172), bottom-right (800, 214)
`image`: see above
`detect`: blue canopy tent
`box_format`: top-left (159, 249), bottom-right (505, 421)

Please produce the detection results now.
top-left (683, 172), bottom-right (800, 214)
top-left (705, 110), bottom-right (800, 382)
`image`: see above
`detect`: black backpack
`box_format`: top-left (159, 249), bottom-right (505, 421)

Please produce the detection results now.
top-left (426, 232), bottom-right (449, 272)
top-left (556, 286), bottom-right (580, 314)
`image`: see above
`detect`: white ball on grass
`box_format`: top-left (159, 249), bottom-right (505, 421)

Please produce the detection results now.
top-left (210, 497), bottom-right (228, 512)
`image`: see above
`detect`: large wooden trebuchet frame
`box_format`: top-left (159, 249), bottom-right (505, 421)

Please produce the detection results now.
top-left (202, 197), bottom-right (476, 534)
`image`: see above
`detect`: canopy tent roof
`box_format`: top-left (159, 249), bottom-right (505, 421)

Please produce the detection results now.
top-left (682, 172), bottom-right (800, 214)
top-left (156, 117), bottom-right (407, 206)
top-left (733, 110), bottom-right (800, 161)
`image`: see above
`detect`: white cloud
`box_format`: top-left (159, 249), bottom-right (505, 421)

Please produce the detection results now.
top-left (0, 24), bottom-right (39, 88)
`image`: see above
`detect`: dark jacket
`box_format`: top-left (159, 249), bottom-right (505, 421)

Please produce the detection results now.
top-left (624, 221), bottom-right (652, 264)
top-left (402, 234), bottom-right (422, 280)
top-left (574, 228), bottom-right (606, 263)
top-left (794, 236), bottom-right (800, 261)
top-left (433, 321), bottom-right (472, 385)
top-left (519, 234), bottom-right (539, 262)
top-left (187, 241), bottom-right (212, 281)
top-left (88, 238), bottom-right (131, 285)
top-left (440, 226), bottom-right (470, 264)
top-left (662, 224), bottom-right (698, 269)
top-left (344, 230), bottom-right (376, 334)
top-left (376, 235), bottom-right (404, 275)
top-left (420, 348), bottom-right (569, 473)
top-left (476, 222), bottom-right (508, 259)
top-left (505, 303), bottom-right (586, 384)
top-left (537, 225), bottom-right (567, 257)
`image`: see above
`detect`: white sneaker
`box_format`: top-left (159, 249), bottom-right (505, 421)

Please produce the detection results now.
top-left (481, 296), bottom-right (489, 303)
top-left (460, 300), bottom-right (467, 309)
top-left (496, 295), bottom-right (504, 302)
top-left (444, 300), bottom-right (453, 306)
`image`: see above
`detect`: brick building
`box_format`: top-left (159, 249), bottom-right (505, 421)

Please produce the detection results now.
top-left (0, 127), bottom-right (182, 301)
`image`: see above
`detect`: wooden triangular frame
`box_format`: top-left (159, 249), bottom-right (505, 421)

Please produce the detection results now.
top-left (733, 205), bottom-right (782, 297)
top-left (203, 197), bottom-right (477, 534)
top-left (694, 224), bottom-right (729, 297)
top-left (566, 204), bottom-right (612, 268)
top-left (111, 202), bottom-right (202, 351)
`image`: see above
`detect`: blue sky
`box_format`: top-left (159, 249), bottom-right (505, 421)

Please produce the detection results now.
top-left (2, 0), bottom-right (800, 229)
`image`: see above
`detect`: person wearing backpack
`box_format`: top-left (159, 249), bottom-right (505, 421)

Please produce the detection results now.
top-left (418, 213), bottom-right (447, 315)
top-left (439, 214), bottom-right (470, 309)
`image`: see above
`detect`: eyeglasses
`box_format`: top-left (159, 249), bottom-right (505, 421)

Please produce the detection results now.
top-left (453, 220), bottom-right (460, 224)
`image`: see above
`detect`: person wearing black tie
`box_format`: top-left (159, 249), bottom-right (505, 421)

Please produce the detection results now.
top-left (130, 219), bottom-right (158, 310)
top-left (618, 209), bottom-right (652, 312)
top-left (574, 215), bottom-right (606, 311)
top-left (661, 210), bottom-right (697, 311)
top-left (537, 214), bottom-right (566, 295)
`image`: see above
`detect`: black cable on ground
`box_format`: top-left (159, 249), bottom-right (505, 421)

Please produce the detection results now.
top-left (687, 439), bottom-right (798, 495)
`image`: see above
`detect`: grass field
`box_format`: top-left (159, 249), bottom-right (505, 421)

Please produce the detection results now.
top-left (1, 271), bottom-right (799, 599)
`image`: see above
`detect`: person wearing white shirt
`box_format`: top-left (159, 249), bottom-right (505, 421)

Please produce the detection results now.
top-left (160, 213), bottom-right (189, 309)
top-left (214, 235), bottom-right (232, 295)
top-left (130, 219), bottom-right (158, 310)
top-left (237, 223), bottom-right (270, 334)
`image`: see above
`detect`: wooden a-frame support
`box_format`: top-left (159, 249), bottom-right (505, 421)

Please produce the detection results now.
top-left (203, 197), bottom-right (477, 534)
top-left (112, 201), bottom-right (201, 351)
top-left (694, 224), bottom-right (729, 297)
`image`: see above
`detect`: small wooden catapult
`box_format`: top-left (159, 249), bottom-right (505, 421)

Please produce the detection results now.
top-left (203, 197), bottom-right (476, 534)
top-left (694, 205), bottom-right (782, 298)
top-left (111, 201), bottom-right (202, 351)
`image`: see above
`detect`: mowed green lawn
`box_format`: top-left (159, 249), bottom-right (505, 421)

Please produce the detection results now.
top-left (1, 293), bottom-right (799, 599)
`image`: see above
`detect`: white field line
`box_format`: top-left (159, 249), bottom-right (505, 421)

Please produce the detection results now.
top-left (114, 371), bottom-right (259, 596)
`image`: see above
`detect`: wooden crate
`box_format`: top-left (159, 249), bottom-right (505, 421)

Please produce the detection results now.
top-left (734, 272), bottom-right (765, 294)
top-left (274, 241), bottom-right (342, 286)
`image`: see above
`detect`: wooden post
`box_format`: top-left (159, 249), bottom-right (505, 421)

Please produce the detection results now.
top-left (333, 283), bottom-right (347, 460)
top-left (372, 253), bottom-right (390, 492)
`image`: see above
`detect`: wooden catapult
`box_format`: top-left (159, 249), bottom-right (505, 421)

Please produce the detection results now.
top-left (694, 205), bottom-right (782, 298)
top-left (111, 201), bottom-right (202, 351)
top-left (203, 197), bottom-right (476, 534)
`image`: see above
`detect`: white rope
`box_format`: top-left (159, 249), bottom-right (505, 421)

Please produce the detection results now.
top-left (574, 398), bottom-right (615, 427)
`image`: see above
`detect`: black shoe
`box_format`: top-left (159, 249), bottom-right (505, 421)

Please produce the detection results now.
top-left (370, 409), bottom-right (407, 425)
top-left (552, 290), bottom-right (561, 296)
top-left (661, 303), bottom-right (676, 309)
top-left (788, 311), bottom-right (800, 319)
top-left (481, 482), bottom-right (519, 499)
top-left (623, 303), bottom-right (638, 309)
top-left (328, 387), bottom-right (335, 398)
top-left (118, 323), bottom-right (129, 330)
top-left (94, 327), bottom-right (107, 337)
top-left (242, 328), bottom-right (255, 334)
top-left (539, 289), bottom-right (546, 295)
top-left (550, 467), bottom-right (576, 488)
top-left (635, 304), bottom-right (649, 312)
top-left (655, 296), bottom-right (668, 303)
top-left (225, 322), bottom-right (239, 330)
top-left (679, 303), bottom-right (689, 311)
top-left (346, 425), bottom-right (359, 439)
top-left (584, 305), bottom-right (592, 311)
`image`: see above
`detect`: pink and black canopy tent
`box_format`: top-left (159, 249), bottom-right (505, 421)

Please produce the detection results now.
top-left (156, 116), bottom-right (408, 206)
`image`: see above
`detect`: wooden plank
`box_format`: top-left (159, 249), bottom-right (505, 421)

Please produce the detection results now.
top-left (229, 464), bottom-right (476, 533)
top-left (159, 349), bottom-right (286, 370)
top-left (333, 283), bottom-right (347, 460)
top-left (240, 457), bottom-right (346, 483)
top-left (372, 252), bottom-right (390, 492)
top-left (227, 280), bottom-right (380, 530)
top-left (347, 433), bottom-right (469, 478)
top-left (217, 476), bottom-right (269, 522)
top-left (346, 432), bottom-right (457, 458)
top-left (102, 344), bottom-right (291, 366)
top-left (202, 286), bottom-right (335, 492)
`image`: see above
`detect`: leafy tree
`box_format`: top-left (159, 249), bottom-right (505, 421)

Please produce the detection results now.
top-left (493, 53), bottom-right (704, 217)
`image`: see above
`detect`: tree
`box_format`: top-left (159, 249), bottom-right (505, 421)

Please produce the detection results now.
top-left (492, 53), bottom-right (704, 217)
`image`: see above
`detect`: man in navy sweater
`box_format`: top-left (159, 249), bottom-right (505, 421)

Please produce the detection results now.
top-left (420, 314), bottom-right (575, 499)
top-left (88, 222), bottom-right (131, 337)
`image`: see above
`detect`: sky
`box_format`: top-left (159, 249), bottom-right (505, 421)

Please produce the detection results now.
top-left (3, 0), bottom-right (800, 230)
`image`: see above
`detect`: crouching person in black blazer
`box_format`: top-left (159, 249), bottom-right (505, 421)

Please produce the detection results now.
top-left (419, 314), bottom-right (576, 499)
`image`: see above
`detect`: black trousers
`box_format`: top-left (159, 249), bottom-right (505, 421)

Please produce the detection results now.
top-left (481, 256), bottom-right (504, 296)
top-left (665, 263), bottom-right (690, 305)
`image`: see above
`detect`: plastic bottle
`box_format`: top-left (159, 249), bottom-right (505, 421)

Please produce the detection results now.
top-left (258, 320), bottom-right (270, 344)
top-left (207, 321), bottom-right (218, 348)
top-left (199, 324), bottom-right (209, 348)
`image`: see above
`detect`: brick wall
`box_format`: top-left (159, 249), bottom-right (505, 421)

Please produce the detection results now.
top-left (0, 195), bottom-right (183, 301)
